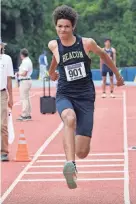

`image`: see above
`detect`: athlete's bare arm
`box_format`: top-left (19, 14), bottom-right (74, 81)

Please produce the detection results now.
top-left (82, 38), bottom-right (103, 72)
top-left (48, 55), bottom-right (57, 75)
top-left (48, 40), bottom-right (60, 63)
top-left (100, 48), bottom-right (104, 71)
top-left (82, 38), bottom-right (123, 85)
top-left (85, 38), bottom-right (123, 85)
top-left (48, 40), bottom-right (59, 81)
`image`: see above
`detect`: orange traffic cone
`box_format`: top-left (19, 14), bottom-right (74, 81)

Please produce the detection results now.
top-left (14, 129), bottom-right (31, 162)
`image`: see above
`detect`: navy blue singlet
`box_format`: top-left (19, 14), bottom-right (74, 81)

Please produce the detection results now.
top-left (102, 48), bottom-right (113, 67)
top-left (56, 35), bottom-right (95, 99)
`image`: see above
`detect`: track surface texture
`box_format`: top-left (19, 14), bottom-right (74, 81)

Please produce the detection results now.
top-left (1, 85), bottom-right (136, 204)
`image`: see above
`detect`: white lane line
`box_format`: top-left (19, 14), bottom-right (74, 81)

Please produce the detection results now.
top-left (96, 97), bottom-right (123, 100)
top-left (1, 122), bottom-right (63, 203)
top-left (25, 170), bottom-right (124, 175)
top-left (19, 178), bottom-right (124, 182)
top-left (30, 164), bottom-right (124, 168)
top-left (37, 153), bottom-right (125, 157)
top-left (36, 159), bottom-right (124, 163)
top-left (123, 91), bottom-right (130, 204)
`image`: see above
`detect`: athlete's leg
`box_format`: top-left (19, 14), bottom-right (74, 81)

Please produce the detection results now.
top-left (61, 108), bottom-right (76, 162)
top-left (109, 71), bottom-right (115, 98)
top-left (109, 76), bottom-right (114, 92)
top-left (76, 136), bottom-right (91, 159)
top-left (102, 75), bottom-right (107, 98)
top-left (56, 97), bottom-right (77, 189)
top-left (101, 68), bottom-right (107, 97)
top-left (74, 99), bottom-right (94, 159)
top-left (56, 97), bottom-right (76, 161)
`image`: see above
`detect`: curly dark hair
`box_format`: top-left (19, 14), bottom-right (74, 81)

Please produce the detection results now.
top-left (52, 5), bottom-right (78, 27)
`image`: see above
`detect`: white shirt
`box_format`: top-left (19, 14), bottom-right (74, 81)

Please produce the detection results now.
top-left (0, 54), bottom-right (14, 90)
top-left (19, 57), bottom-right (33, 80)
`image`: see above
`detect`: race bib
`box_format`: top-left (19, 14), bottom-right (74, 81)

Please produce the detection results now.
top-left (64, 62), bottom-right (86, 81)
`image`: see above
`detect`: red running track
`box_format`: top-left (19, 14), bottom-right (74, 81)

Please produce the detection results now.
top-left (1, 86), bottom-right (136, 204)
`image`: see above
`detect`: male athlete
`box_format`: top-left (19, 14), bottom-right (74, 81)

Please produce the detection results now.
top-left (48, 5), bottom-right (124, 189)
top-left (100, 38), bottom-right (116, 98)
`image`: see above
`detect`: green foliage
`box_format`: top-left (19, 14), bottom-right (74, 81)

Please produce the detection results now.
top-left (1, 0), bottom-right (136, 69)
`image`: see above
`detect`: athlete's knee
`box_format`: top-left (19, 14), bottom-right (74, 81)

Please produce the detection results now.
top-left (61, 109), bottom-right (76, 128)
top-left (76, 149), bottom-right (90, 159)
top-left (75, 135), bottom-right (91, 159)
top-left (65, 115), bottom-right (75, 128)
top-left (76, 146), bottom-right (90, 159)
top-left (110, 76), bottom-right (114, 83)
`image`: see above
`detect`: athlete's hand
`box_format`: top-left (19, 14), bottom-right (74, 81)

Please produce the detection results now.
top-left (50, 71), bottom-right (59, 81)
top-left (116, 75), bottom-right (124, 86)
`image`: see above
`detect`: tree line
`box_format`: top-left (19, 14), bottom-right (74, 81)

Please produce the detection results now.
top-left (2, 0), bottom-right (136, 70)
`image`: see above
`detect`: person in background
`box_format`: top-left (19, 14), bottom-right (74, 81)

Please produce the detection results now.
top-left (100, 38), bottom-right (116, 98)
top-left (38, 50), bottom-right (48, 80)
top-left (0, 39), bottom-right (14, 161)
top-left (16, 48), bottom-right (33, 121)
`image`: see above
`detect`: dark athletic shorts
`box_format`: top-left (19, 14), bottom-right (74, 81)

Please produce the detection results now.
top-left (56, 96), bottom-right (94, 137)
top-left (102, 64), bottom-right (113, 77)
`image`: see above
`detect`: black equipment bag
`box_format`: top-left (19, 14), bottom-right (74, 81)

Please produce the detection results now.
top-left (40, 77), bottom-right (56, 114)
